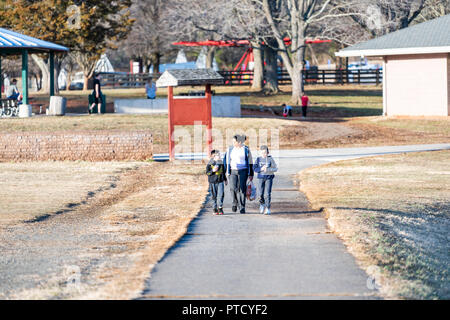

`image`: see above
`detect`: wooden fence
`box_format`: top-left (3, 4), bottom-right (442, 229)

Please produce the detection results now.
top-left (99, 69), bottom-right (383, 88)
top-left (99, 72), bottom-right (160, 88)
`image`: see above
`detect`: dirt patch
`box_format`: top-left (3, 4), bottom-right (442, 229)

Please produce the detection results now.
top-left (0, 162), bottom-right (208, 299)
top-left (298, 151), bottom-right (450, 299)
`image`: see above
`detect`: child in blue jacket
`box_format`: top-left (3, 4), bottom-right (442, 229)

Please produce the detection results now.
top-left (254, 146), bottom-right (278, 215)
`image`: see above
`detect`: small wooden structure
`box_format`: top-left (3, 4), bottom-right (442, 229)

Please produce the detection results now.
top-left (156, 69), bottom-right (224, 161)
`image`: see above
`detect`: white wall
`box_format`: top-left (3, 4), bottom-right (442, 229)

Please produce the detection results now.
top-left (114, 96), bottom-right (241, 118)
top-left (385, 53), bottom-right (449, 116)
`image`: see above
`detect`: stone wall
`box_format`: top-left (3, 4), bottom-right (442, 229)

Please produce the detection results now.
top-left (0, 131), bottom-right (153, 162)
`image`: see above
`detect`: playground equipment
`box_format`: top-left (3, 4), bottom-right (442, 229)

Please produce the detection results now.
top-left (173, 38), bottom-right (332, 72)
top-left (156, 69), bottom-right (224, 161)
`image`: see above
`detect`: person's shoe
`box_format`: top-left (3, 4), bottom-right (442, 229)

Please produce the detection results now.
top-left (240, 208), bottom-right (246, 214)
top-left (259, 204), bottom-right (265, 214)
top-left (218, 208), bottom-right (224, 215)
top-left (213, 208), bottom-right (218, 214)
top-left (264, 208), bottom-right (271, 215)
top-left (232, 205), bottom-right (237, 213)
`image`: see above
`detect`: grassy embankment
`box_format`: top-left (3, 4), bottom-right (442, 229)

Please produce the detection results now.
top-left (299, 151), bottom-right (450, 299)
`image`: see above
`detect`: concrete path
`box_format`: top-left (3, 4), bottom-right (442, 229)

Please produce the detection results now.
top-left (143, 144), bottom-right (450, 300)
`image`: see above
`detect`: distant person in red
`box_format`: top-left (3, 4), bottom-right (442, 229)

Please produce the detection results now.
top-left (301, 93), bottom-right (310, 118)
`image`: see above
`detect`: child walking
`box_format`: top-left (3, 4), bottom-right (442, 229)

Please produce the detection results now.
top-left (254, 146), bottom-right (278, 215)
top-left (206, 150), bottom-right (227, 215)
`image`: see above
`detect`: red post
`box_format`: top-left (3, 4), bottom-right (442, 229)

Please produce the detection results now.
top-left (168, 86), bottom-right (175, 161)
top-left (205, 84), bottom-right (213, 157)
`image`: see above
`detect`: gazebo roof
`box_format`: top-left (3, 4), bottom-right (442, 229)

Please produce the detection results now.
top-left (156, 69), bottom-right (224, 87)
top-left (0, 28), bottom-right (69, 56)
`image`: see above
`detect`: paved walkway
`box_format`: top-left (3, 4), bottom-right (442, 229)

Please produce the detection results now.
top-left (143, 144), bottom-right (450, 299)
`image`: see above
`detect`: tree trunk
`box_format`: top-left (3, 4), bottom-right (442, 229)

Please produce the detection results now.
top-left (206, 47), bottom-right (216, 69)
top-left (151, 52), bottom-right (161, 74)
top-left (251, 42), bottom-right (264, 91)
top-left (307, 44), bottom-right (319, 66)
top-left (263, 41), bottom-right (279, 94)
top-left (31, 55), bottom-right (49, 93)
top-left (84, 76), bottom-right (89, 91)
top-left (54, 58), bottom-right (63, 95)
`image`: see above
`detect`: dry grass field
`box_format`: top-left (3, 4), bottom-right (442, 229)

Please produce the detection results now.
top-left (298, 151), bottom-right (450, 299)
top-left (0, 161), bottom-right (208, 299)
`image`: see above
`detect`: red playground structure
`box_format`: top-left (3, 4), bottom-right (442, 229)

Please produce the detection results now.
top-left (173, 38), bottom-right (332, 72)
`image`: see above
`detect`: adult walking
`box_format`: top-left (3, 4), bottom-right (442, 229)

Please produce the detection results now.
top-left (89, 73), bottom-right (103, 114)
top-left (224, 135), bottom-right (254, 214)
top-left (3, 73), bottom-right (10, 98)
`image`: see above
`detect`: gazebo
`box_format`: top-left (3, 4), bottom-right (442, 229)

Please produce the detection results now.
top-left (0, 28), bottom-right (69, 116)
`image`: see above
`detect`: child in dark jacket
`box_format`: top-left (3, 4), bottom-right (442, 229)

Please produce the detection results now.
top-left (254, 145), bottom-right (278, 215)
top-left (206, 150), bottom-right (227, 215)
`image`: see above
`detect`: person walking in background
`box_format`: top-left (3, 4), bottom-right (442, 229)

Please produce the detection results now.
top-left (224, 135), bottom-right (254, 214)
top-left (146, 78), bottom-right (157, 99)
top-left (89, 73), bottom-right (103, 114)
top-left (3, 73), bottom-right (10, 98)
top-left (301, 93), bottom-right (310, 119)
top-left (206, 150), bottom-right (227, 215)
top-left (254, 146), bottom-right (278, 215)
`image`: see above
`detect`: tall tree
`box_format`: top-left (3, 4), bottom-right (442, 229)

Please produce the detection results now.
top-left (70, 0), bottom-right (134, 90)
top-left (0, 0), bottom-right (74, 93)
top-left (123, 0), bottom-right (174, 74)
top-left (257, 0), bottom-right (358, 104)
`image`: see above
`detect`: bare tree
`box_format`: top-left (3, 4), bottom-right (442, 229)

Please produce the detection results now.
top-left (417, 0), bottom-right (450, 20)
top-left (335, 0), bottom-right (432, 40)
top-left (255, 0), bottom-right (361, 103)
top-left (167, 0), bottom-right (273, 91)
top-left (122, 0), bottom-right (175, 73)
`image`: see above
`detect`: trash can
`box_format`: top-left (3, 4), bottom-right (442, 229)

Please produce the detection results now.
top-left (88, 94), bottom-right (106, 114)
top-left (49, 96), bottom-right (67, 116)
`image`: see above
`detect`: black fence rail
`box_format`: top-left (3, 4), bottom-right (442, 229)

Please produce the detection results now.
top-left (99, 69), bottom-right (383, 88)
top-left (219, 69), bottom-right (383, 86)
top-left (99, 72), bottom-right (161, 88)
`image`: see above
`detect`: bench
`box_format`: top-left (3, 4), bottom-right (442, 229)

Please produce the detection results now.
top-left (0, 99), bottom-right (19, 118)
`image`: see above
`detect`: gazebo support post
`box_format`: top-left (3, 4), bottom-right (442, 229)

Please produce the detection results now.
top-left (21, 49), bottom-right (28, 105)
top-left (49, 52), bottom-right (55, 97)
top-left (19, 49), bottom-right (31, 118)
top-left (205, 84), bottom-right (213, 157)
top-left (0, 56), bottom-right (2, 99)
top-left (168, 86), bottom-right (175, 161)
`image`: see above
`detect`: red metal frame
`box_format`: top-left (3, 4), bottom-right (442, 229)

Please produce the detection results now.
top-left (168, 85), bottom-right (213, 161)
top-left (173, 38), bottom-right (332, 73)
